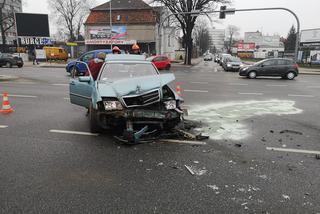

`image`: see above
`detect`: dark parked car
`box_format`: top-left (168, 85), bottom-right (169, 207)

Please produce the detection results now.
top-left (66, 49), bottom-right (113, 74)
top-left (0, 53), bottom-right (23, 68)
top-left (219, 54), bottom-right (231, 66)
top-left (239, 58), bottom-right (299, 80)
top-left (204, 54), bottom-right (213, 61)
top-left (222, 56), bottom-right (243, 71)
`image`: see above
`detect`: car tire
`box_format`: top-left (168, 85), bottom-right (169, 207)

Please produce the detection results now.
top-left (248, 71), bottom-right (257, 79)
top-left (18, 65), bottom-right (23, 68)
top-left (6, 62), bottom-right (12, 68)
top-left (89, 103), bottom-right (102, 133)
top-left (286, 72), bottom-right (296, 80)
top-left (165, 64), bottom-right (171, 70)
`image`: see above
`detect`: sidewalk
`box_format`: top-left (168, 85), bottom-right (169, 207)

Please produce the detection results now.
top-left (24, 61), bottom-right (67, 68)
top-left (171, 57), bottom-right (203, 68)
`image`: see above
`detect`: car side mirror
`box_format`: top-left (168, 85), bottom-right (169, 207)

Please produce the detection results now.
top-left (261, 64), bottom-right (264, 67)
top-left (79, 76), bottom-right (91, 83)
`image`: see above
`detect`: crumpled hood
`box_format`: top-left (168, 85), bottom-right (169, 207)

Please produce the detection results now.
top-left (97, 74), bottom-right (175, 98)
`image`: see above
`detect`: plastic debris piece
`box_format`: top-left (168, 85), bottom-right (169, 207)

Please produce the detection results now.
top-left (280, 130), bottom-right (303, 135)
top-left (282, 194), bottom-right (290, 200)
top-left (207, 185), bottom-right (219, 191)
top-left (235, 143), bottom-right (243, 148)
top-left (139, 160), bottom-right (144, 163)
top-left (241, 202), bottom-right (248, 206)
top-left (193, 161), bottom-right (200, 164)
top-left (259, 175), bottom-right (268, 180)
top-left (185, 165), bottom-right (195, 175)
top-left (157, 162), bottom-right (164, 166)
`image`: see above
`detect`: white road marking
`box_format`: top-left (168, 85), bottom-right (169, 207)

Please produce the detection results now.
top-left (52, 83), bottom-right (69, 86)
top-left (307, 86), bottom-right (320, 89)
top-left (0, 125), bottom-right (8, 129)
top-left (266, 84), bottom-right (288, 87)
top-left (184, 89), bottom-right (209, 93)
top-left (190, 82), bottom-right (209, 84)
top-left (64, 97), bottom-right (70, 100)
top-left (50, 129), bottom-right (99, 136)
top-left (288, 94), bottom-right (315, 98)
top-left (238, 92), bottom-right (263, 96)
top-left (160, 139), bottom-right (206, 145)
top-left (0, 94), bottom-right (38, 98)
top-left (266, 147), bottom-right (320, 155)
top-left (229, 83), bottom-right (249, 86)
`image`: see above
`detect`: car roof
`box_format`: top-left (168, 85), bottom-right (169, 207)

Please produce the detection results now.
top-left (105, 54), bottom-right (146, 62)
top-left (87, 49), bottom-right (113, 54)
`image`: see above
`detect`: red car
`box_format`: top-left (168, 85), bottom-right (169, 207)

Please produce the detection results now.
top-left (147, 55), bottom-right (171, 70)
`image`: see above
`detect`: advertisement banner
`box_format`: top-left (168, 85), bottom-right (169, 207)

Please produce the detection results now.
top-left (301, 29), bottom-right (320, 43)
top-left (85, 39), bottom-right (136, 45)
top-left (237, 43), bottom-right (256, 51)
top-left (88, 25), bottom-right (128, 40)
top-left (310, 50), bottom-right (320, 64)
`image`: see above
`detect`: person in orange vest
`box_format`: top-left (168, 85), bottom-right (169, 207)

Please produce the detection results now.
top-left (131, 44), bottom-right (141, 55)
top-left (112, 46), bottom-right (121, 54)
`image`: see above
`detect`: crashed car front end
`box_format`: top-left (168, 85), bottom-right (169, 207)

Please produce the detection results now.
top-left (95, 85), bottom-right (183, 130)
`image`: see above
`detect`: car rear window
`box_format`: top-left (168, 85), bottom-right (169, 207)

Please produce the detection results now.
top-left (99, 62), bottom-right (158, 81)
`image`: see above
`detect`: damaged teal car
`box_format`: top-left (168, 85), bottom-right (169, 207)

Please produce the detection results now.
top-left (69, 55), bottom-right (183, 143)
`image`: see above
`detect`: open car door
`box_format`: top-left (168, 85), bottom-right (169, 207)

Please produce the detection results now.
top-left (69, 62), bottom-right (94, 108)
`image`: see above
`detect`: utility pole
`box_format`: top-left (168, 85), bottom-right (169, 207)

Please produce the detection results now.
top-left (109, 0), bottom-right (113, 49)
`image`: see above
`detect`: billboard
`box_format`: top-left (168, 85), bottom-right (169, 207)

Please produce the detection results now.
top-left (237, 43), bottom-right (256, 51)
top-left (88, 25), bottom-right (128, 40)
top-left (15, 13), bottom-right (50, 37)
top-left (301, 29), bottom-right (320, 43)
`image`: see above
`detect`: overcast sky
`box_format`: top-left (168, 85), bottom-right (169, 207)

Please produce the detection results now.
top-left (23, 0), bottom-right (319, 38)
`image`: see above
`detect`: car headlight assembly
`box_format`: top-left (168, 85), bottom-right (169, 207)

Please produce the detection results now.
top-left (164, 100), bottom-right (176, 110)
top-left (103, 101), bottom-right (123, 111)
top-left (227, 63), bottom-right (232, 67)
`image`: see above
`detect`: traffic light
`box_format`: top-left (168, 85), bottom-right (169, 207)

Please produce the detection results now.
top-left (219, 6), bottom-right (226, 19)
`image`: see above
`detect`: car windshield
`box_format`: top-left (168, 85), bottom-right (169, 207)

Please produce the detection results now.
top-left (99, 62), bottom-right (158, 81)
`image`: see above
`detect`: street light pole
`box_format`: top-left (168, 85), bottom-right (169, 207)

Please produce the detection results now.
top-left (109, 0), bottom-right (113, 49)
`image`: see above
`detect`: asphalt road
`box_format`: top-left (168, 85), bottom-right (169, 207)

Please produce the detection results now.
top-left (0, 62), bottom-right (320, 214)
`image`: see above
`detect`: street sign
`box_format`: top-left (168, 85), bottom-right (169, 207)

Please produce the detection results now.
top-left (66, 42), bottom-right (78, 46)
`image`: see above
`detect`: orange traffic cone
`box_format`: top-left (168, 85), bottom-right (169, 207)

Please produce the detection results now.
top-left (176, 83), bottom-right (182, 97)
top-left (0, 92), bottom-right (14, 114)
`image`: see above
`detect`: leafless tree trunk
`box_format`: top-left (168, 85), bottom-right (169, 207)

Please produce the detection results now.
top-left (0, 0), bottom-right (15, 52)
top-left (226, 25), bottom-right (240, 50)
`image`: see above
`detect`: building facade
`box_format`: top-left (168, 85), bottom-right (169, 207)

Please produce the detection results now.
top-left (84, 0), bottom-right (157, 54)
top-left (0, 0), bottom-right (22, 45)
top-left (209, 29), bottom-right (225, 52)
top-left (299, 28), bottom-right (320, 64)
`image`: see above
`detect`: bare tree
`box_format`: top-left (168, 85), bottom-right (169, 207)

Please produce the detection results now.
top-left (226, 24), bottom-right (240, 49)
top-left (154, 0), bottom-right (229, 65)
top-left (0, 0), bottom-right (15, 51)
top-left (193, 18), bottom-right (211, 55)
top-left (49, 0), bottom-right (93, 42)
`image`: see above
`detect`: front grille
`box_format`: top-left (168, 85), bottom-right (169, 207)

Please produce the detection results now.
top-left (123, 90), bottom-right (160, 108)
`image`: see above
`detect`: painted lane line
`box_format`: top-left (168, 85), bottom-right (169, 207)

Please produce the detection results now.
top-left (229, 83), bottom-right (249, 86)
top-left (307, 86), bottom-right (320, 89)
top-left (288, 94), bottom-right (315, 98)
top-left (190, 82), bottom-right (209, 84)
top-left (184, 89), bottom-right (209, 93)
top-left (266, 147), bottom-right (320, 155)
top-left (160, 139), bottom-right (207, 145)
top-left (266, 84), bottom-right (288, 87)
top-left (52, 83), bottom-right (69, 86)
top-left (0, 125), bottom-right (8, 129)
top-left (238, 92), bottom-right (263, 96)
top-left (50, 129), bottom-right (99, 136)
top-left (0, 94), bottom-right (38, 98)
top-left (1, 81), bottom-right (35, 85)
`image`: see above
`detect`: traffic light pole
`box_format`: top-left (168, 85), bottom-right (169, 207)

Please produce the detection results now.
top-left (159, 7), bottom-right (300, 62)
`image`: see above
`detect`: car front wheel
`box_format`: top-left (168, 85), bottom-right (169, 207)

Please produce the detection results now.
top-left (286, 72), bottom-right (296, 80)
top-left (248, 71), bottom-right (257, 79)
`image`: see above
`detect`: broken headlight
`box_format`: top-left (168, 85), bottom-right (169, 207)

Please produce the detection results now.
top-left (164, 100), bottom-right (176, 110)
top-left (103, 100), bottom-right (123, 111)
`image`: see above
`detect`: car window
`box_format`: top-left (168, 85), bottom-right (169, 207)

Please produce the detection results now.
top-left (263, 60), bottom-right (277, 66)
top-left (153, 57), bottom-right (162, 62)
top-left (81, 53), bottom-right (95, 62)
top-left (277, 59), bottom-right (292, 65)
top-left (99, 63), bottom-right (158, 81)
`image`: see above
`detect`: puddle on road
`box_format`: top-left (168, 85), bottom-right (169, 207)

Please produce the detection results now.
top-left (187, 100), bottom-right (303, 140)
